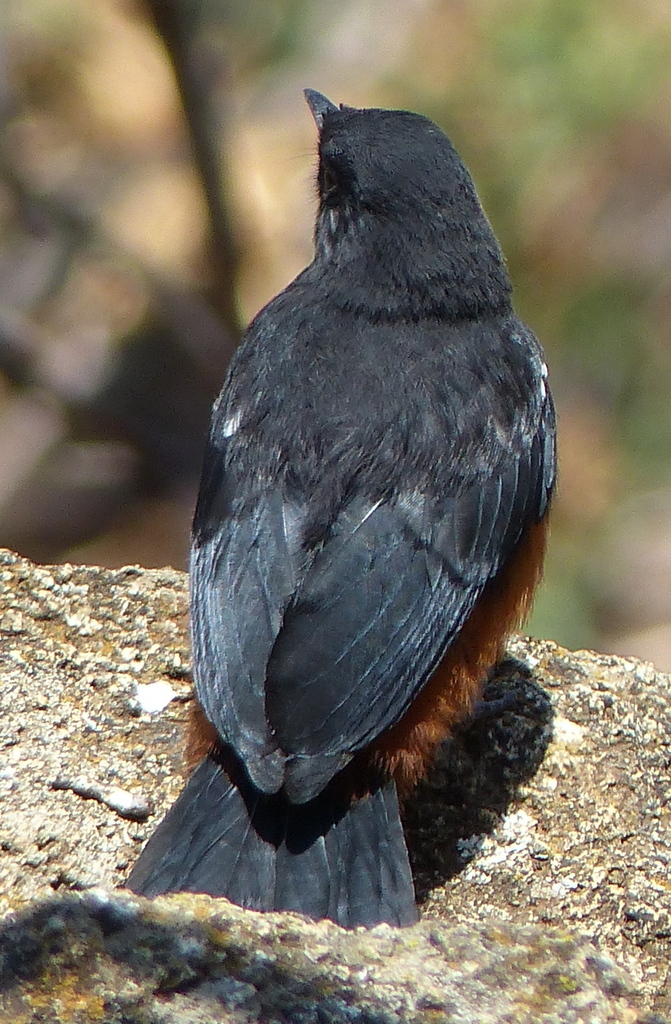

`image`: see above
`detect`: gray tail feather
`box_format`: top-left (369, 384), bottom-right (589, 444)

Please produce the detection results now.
top-left (126, 752), bottom-right (418, 928)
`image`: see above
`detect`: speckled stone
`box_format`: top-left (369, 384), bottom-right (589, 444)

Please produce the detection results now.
top-left (0, 890), bottom-right (642, 1023)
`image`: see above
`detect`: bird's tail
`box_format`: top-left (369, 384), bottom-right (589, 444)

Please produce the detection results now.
top-left (126, 750), bottom-right (417, 928)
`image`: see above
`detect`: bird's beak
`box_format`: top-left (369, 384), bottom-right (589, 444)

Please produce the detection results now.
top-left (304, 89), bottom-right (338, 130)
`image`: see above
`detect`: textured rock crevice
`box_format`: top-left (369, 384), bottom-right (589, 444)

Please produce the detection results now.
top-left (1, 548), bottom-right (670, 1022)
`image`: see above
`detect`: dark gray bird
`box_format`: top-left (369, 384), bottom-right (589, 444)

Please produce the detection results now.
top-left (127, 89), bottom-right (556, 928)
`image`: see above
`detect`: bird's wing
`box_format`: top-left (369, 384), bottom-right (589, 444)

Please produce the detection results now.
top-left (190, 421), bottom-right (307, 793)
top-left (191, 355), bottom-right (556, 803)
top-left (265, 398), bottom-right (554, 802)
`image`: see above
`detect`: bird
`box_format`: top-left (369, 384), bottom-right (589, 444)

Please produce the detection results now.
top-left (126, 89), bottom-right (556, 928)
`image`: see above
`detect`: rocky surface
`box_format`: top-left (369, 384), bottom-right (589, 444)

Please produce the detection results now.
top-left (0, 549), bottom-right (191, 910)
top-left (0, 890), bottom-right (640, 1024)
top-left (0, 547), bottom-right (670, 1022)
top-left (407, 638), bottom-right (671, 1017)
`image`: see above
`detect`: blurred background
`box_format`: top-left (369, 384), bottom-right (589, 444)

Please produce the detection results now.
top-left (2, 0), bottom-right (671, 667)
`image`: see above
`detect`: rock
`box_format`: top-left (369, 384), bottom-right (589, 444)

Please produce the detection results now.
top-left (0, 549), bottom-right (191, 909)
top-left (0, 547), bottom-right (669, 1022)
top-left (408, 639), bottom-right (671, 1020)
top-left (0, 890), bottom-right (640, 1024)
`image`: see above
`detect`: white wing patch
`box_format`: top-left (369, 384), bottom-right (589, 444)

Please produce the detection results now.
top-left (222, 407), bottom-right (243, 437)
top-left (538, 361), bottom-right (548, 400)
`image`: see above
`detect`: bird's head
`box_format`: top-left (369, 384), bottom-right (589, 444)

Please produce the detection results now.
top-left (304, 89), bottom-right (511, 320)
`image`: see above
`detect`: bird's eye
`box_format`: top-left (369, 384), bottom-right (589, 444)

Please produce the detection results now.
top-left (321, 163), bottom-right (339, 198)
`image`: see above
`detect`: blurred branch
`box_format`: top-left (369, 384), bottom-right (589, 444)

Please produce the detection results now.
top-left (144, 0), bottom-right (241, 343)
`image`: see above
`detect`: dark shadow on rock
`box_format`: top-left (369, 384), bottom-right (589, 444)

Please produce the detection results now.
top-left (0, 893), bottom-right (405, 1023)
top-left (404, 656), bottom-right (554, 903)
